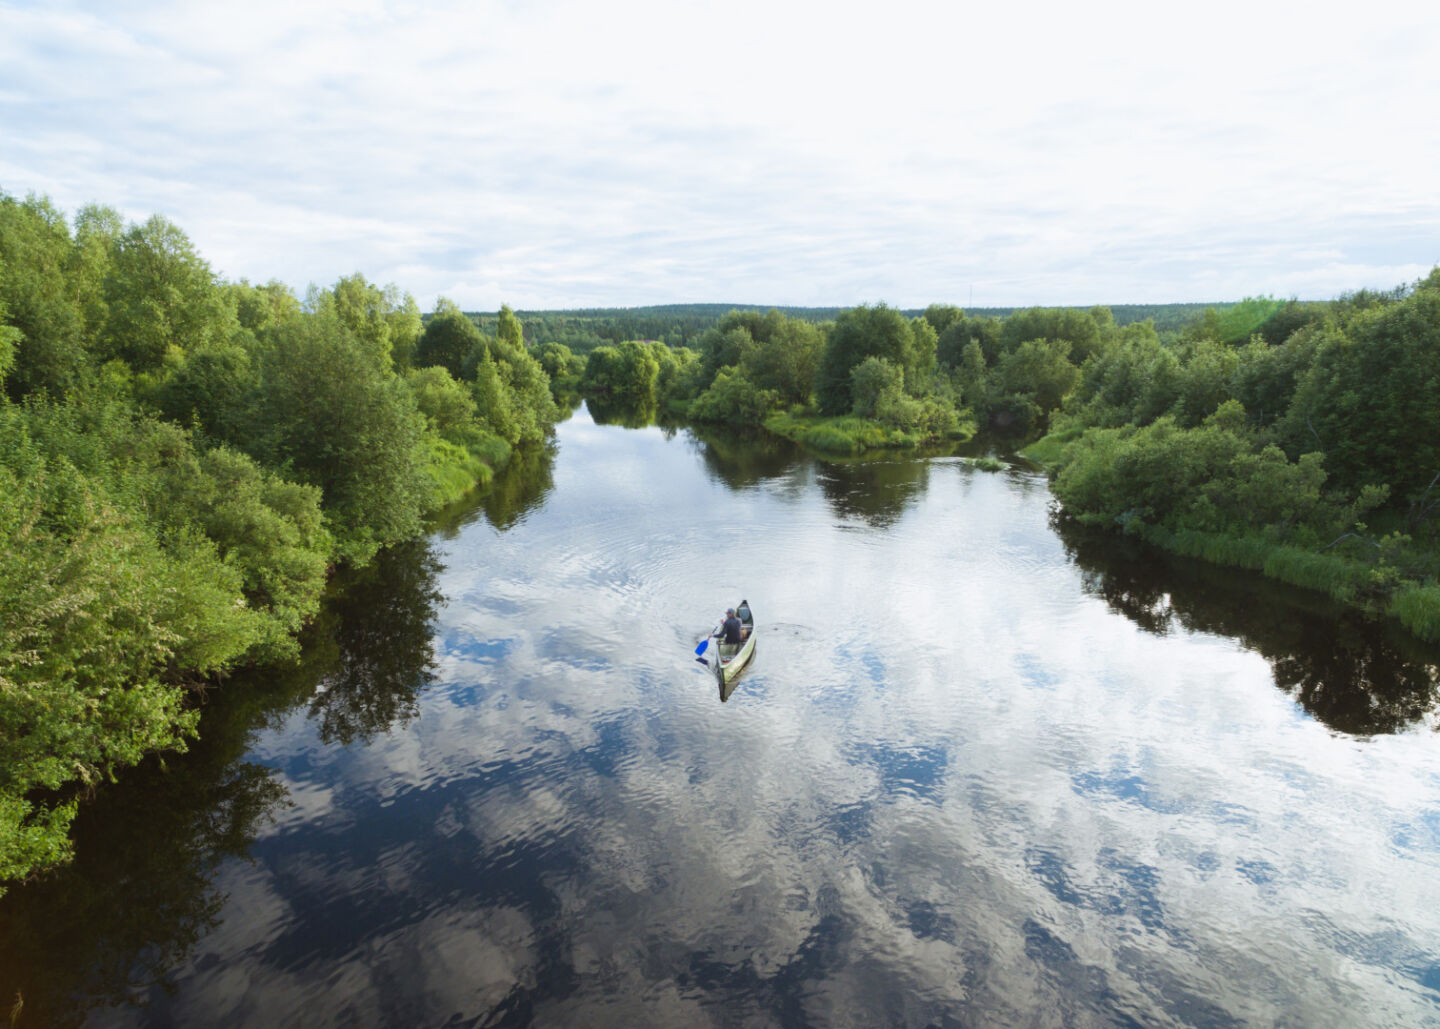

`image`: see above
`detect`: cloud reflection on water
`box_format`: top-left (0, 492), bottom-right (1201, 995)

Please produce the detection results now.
top-left (76, 409), bottom-right (1440, 1025)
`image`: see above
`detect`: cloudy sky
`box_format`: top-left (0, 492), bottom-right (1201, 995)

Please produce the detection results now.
top-left (2, 0), bottom-right (1438, 310)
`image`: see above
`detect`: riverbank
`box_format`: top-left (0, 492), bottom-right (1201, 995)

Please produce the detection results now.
top-left (1022, 431), bottom-right (1440, 643)
top-left (761, 410), bottom-right (976, 455)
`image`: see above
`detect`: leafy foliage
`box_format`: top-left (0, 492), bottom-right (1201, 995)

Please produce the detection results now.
top-left (689, 368), bottom-right (781, 424)
top-left (1033, 271), bottom-right (1440, 639)
top-left (415, 297), bottom-right (481, 377)
top-left (580, 340), bottom-right (661, 406)
top-left (252, 311), bottom-right (429, 564)
top-left (816, 304), bottom-right (922, 415)
top-left (0, 189), bottom-right (564, 887)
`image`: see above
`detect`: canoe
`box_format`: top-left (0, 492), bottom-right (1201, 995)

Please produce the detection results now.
top-left (714, 599), bottom-right (755, 688)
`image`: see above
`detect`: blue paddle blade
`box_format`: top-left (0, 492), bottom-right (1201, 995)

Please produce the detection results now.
top-left (694, 638), bottom-right (710, 656)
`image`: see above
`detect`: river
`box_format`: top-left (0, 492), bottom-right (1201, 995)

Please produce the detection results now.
top-left (4, 404), bottom-right (1440, 1027)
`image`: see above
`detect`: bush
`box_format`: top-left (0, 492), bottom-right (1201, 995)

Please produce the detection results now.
top-left (688, 368), bottom-right (781, 424)
top-left (763, 411), bottom-right (910, 454)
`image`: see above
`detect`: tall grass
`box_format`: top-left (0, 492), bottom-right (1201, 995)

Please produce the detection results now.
top-left (1135, 523), bottom-right (1436, 637)
top-left (1019, 426), bottom-right (1084, 469)
top-left (1160, 528), bottom-right (1270, 570)
top-left (1260, 546), bottom-right (1369, 602)
top-left (1148, 528), bottom-right (1359, 599)
top-left (1391, 585), bottom-right (1440, 642)
top-left (422, 434), bottom-right (510, 509)
top-left (763, 412), bottom-right (919, 454)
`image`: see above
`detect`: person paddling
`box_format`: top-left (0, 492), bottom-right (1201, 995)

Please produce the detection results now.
top-left (720, 607), bottom-right (742, 646)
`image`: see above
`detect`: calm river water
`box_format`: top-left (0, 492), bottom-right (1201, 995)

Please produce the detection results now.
top-left (4, 404), bottom-right (1440, 1027)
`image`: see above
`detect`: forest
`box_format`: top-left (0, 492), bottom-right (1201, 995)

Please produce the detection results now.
top-left (479, 301), bottom-right (1229, 354)
top-left (0, 191), bottom-right (562, 889)
top-left (3, 185), bottom-right (1438, 892)
top-left (568, 282), bottom-right (1440, 648)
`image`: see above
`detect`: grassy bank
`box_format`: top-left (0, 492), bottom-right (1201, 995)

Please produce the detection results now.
top-left (1018, 427), bottom-right (1083, 468)
top-left (422, 433), bottom-right (512, 509)
top-left (1024, 428), bottom-right (1440, 643)
top-left (763, 411), bottom-right (975, 456)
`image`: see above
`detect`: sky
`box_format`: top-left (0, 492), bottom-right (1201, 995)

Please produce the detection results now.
top-left (2, 0), bottom-right (1439, 311)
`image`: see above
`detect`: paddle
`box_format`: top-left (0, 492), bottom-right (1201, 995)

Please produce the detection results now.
top-left (694, 623), bottom-right (720, 656)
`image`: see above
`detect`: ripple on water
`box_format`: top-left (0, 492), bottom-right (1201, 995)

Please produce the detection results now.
top-left (14, 407), bottom-right (1440, 1029)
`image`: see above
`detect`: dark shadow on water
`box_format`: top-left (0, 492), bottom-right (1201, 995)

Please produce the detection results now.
top-left (816, 456), bottom-right (932, 529)
top-left (1055, 516), bottom-right (1440, 735)
top-left (686, 422), bottom-right (806, 490)
top-left (0, 669), bottom-right (301, 1028)
top-left (429, 440), bottom-right (559, 538)
top-left (304, 540), bottom-right (444, 746)
top-left (0, 539), bottom-right (449, 1026)
top-left (585, 396), bottom-right (660, 429)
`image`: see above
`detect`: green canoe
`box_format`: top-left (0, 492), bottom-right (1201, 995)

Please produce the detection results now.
top-left (714, 599), bottom-right (755, 688)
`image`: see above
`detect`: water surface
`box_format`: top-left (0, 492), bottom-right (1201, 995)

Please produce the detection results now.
top-left (4, 405), bottom-right (1440, 1027)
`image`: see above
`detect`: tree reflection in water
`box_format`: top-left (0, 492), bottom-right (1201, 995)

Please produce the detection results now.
top-left (816, 457), bottom-right (932, 529)
top-left (586, 396), bottom-right (658, 429)
top-left (479, 442), bottom-right (558, 532)
top-left (0, 671), bottom-right (297, 1028)
top-left (687, 422), bottom-right (804, 490)
top-left (429, 440), bottom-right (559, 538)
top-left (304, 540), bottom-right (444, 746)
top-left (1056, 515), bottom-right (1440, 735)
top-left (0, 537), bottom-right (449, 1025)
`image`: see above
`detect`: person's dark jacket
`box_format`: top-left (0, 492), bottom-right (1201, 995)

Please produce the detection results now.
top-left (721, 615), bottom-right (742, 644)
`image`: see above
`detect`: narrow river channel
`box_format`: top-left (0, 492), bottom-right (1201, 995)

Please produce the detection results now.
top-left (4, 404), bottom-right (1440, 1027)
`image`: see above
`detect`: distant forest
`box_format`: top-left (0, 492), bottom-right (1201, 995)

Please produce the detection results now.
top-left (465, 302), bottom-right (1236, 353)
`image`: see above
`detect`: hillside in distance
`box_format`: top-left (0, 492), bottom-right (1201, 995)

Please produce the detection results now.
top-left (465, 302), bottom-right (1236, 351)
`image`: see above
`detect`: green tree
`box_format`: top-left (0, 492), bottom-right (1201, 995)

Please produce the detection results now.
top-left (581, 340), bottom-right (661, 406)
top-left (688, 367), bottom-right (781, 424)
top-left (1170, 340), bottom-right (1240, 427)
top-left (0, 301), bottom-right (17, 385)
top-left (699, 324), bottom-right (757, 382)
top-left (816, 303), bottom-right (916, 415)
top-left (994, 338), bottom-right (1078, 422)
top-left (0, 193), bottom-right (89, 398)
top-left (922, 303), bottom-right (965, 335)
top-left (470, 350), bottom-right (519, 442)
top-left (1280, 281), bottom-right (1440, 499)
top-left (535, 341), bottom-right (585, 392)
top-left (738, 317), bottom-right (824, 406)
top-left (849, 355), bottom-right (904, 418)
top-left (955, 339), bottom-right (989, 411)
top-left (68, 204), bottom-right (122, 342)
top-left (497, 303), bottom-right (524, 351)
top-left (1000, 307), bottom-right (1107, 365)
top-left (405, 365), bottom-right (478, 438)
top-left (255, 311), bottom-right (428, 564)
top-left (415, 297), bottom-right (481, 377)
top-left (651, 343), bottom-right (705, 411)
top-left (937, 313), bottom-right (1003, 369)
top-left (102, 216), bottom-right (238, 371)
top-left (228, 278), bottom-right (301, 333)
top-left (153, 341), bottom-right (260, 444)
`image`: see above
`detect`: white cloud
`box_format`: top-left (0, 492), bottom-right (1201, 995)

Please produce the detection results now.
top-left (3, 0), bottom-right (1438, 308)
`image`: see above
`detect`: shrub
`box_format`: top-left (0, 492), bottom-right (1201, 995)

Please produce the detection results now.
top-left (688, 368), bottom-right (781, 424)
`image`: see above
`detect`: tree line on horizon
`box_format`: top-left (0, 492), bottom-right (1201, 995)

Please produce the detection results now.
top-left (468, 300), bottom-right (1242, 354)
